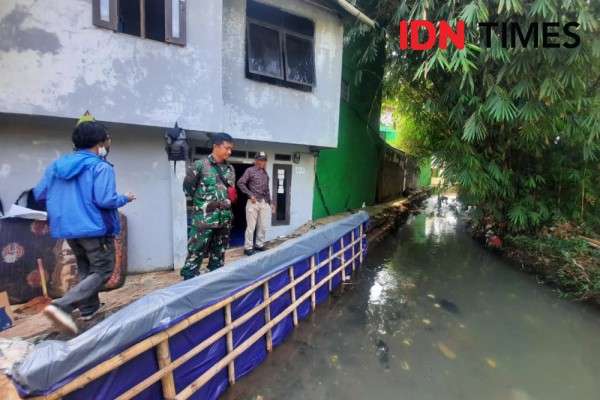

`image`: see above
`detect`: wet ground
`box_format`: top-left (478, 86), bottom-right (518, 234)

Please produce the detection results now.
top-left (222, 199), bottom-right (600, 400)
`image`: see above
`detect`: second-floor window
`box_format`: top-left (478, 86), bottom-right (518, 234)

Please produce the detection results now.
top-left (92, 0), bottom-right (186, 45)
top-left (246, 0), bottom-right (316, 91)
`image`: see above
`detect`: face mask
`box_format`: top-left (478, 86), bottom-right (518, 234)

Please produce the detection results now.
top-left (98, 146), bottom-right (108, 157)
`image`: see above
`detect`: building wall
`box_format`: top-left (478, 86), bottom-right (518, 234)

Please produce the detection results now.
top-left (222, 0), bottom-right (344, 147)
top-left (0, 0), bottom-right (223, 133)
top-left (312, 29), bottom-right (384, 219)
top-left (0, 115), bottom-right (174, 272)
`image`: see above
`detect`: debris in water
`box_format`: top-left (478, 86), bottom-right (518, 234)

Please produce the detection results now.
top-left (485, 358), bottom-right (497, 368)
top-left (400, 360), bottom-right (410, 371)
top-left (458, 323), bottom-right (466, 329)
top-left (422, 318), bottom-right (431, 325)
top-left (402, 338), bottom-right (412, 347)
top-left (437, 342), bottom-right (457, 359)
top-left (329, 354), bottom-right (341, 370)
top-left (427, 294), bottom-right (436, 299)
top-left (509, 388), bottom-right (534, 400)
top-left (439, 299), bottom-right (460, 315)
top-left (433, 303), bottom-right (441, 308)
top-left (375, 339), bottom-right (390, 369)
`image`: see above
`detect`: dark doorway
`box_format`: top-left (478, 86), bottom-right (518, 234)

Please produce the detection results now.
top-left (230, 163), bottom-right (252, 247)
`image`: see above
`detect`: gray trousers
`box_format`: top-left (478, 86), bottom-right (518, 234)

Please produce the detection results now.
top-left (53, 237), bottom-right (115, 314)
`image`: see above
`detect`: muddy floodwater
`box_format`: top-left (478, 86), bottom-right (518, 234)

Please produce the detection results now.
top-left (222, 200), bottom-right (600, 400)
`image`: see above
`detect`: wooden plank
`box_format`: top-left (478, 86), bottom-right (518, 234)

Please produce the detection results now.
top-left (288, 267), bottom-right (298, 326)
top-left (156, 340), bottom-right (176, 400)
top-left (225, 304), bottom-right (235, 385)
top-left (263, 282), bottom-right (273, 352)
top-left (310, 255), bottom-right (316, 311)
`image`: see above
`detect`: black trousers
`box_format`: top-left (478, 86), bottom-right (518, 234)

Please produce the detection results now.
top-left (53, 237), bottom-right (115, 314)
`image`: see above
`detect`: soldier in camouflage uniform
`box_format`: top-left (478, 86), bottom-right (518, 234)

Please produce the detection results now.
top-left (181, 133), bottom-right (235, 279)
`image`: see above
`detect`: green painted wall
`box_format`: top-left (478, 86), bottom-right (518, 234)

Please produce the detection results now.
top-left (313, 30), bottom-right (384, 219)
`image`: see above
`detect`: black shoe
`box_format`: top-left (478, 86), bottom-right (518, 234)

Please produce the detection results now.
top-left (254, 246), bottom-right (267, 252)
top-left (244, 249), bottom-right (255, 256)
top-left (80, 303), bottom-right (104, 321)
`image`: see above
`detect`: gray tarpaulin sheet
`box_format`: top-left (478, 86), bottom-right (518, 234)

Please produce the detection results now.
top-left (12, 211), bottom-right (369, 395)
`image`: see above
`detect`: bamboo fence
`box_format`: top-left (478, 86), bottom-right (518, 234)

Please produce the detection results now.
top-left (28, 224), bottom-right (366, 400)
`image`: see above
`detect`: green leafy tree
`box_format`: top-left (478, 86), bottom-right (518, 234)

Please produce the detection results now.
top-left (364, 0), bottom-right (599, 233)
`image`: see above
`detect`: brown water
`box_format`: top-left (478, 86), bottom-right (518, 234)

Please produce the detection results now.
top-left (222, 199), bottom-right (600, 400)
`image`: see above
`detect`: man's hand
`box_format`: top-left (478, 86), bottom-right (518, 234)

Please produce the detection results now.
top-left (271, 203), bottom-right (276, 213)
top-left (250, 196), bottom-right (257, 204)
top-left (125, 192), bottom-right (137, 202)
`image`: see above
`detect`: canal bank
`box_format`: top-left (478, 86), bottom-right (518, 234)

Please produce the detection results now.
top-left (220, 197), bottom-right (600, 400)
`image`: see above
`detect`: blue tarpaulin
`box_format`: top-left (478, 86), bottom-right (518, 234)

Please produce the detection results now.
top-left (12, 211), bottom-right (369, 399)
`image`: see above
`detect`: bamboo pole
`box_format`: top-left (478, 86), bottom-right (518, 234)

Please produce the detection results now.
top-left (359, 224), bottom-right (364, 264)
top-left (116, 263), bottom-right (330, 400)
top-left (288, 267), bottom-right (298, 326)
top-left (310, 255), bottom-right (316, 311)
top-left (37, 258), bottom-right (48, 298)
top-left (340, 237), bottom-right (347, 283)
top-left (225, 304), bottom-right (235, 385)
top-left (328, 245), bottom-right (333, 292)
top-left (156, 340), bottom-right (176, 400)
top-left (38, 232), bottom-right (365, 400)
top-left (175, 251), bottom-right (361, 400)
top-left (263, 282), bottom-right (273, 352)
top-left (351, 230), bottom-right (356, 273)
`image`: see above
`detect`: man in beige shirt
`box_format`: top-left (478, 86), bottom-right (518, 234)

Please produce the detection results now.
top-left (237, 152), bottom-right (272, 256)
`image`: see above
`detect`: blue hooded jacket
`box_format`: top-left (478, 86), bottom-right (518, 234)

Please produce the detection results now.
top-left (34, 150), bottom-right (129, 239)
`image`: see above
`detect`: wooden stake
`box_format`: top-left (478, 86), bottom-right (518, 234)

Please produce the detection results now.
top-left (37, 258), bottom-right (48, 298)
top-left (310, 255), bottom-right (316, 311)
top-left (225, 303), bottom-right (235, 385)
top-left (263, 282), bottom-right (272, 352)
top-left (288, 267), bottom-right (298, 326)
top-left (156, 340), bottom-right (176, 400)
top-left (351, 229), bottom-right (356, 273)
top-left (359, 224), bottom-right (364, 264)
top-left (328, 245), bottom-right (333, 292)
top-left (340, 237), bottom-right (347, 283)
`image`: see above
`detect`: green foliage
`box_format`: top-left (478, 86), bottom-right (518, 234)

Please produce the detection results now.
top-left (362, 0), bottom-right (600, 234)
top-left (506, 234), bottom-right (600, 300)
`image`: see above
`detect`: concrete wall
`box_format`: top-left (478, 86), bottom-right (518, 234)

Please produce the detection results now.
top-left (0, 0), bottom-right (223, 133)
top-left (222, 0), bottom-right (344, 147)
top-left (0, 115), bottom-right (174, 272)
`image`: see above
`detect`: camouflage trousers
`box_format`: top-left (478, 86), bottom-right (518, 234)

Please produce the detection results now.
top-left (181, 225), bottom-right (231, 280)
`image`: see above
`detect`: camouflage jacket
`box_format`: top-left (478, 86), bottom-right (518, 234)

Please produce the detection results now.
top-left (184, 155), bottom-right (236, 229)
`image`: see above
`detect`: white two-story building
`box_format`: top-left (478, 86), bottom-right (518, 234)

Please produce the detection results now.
top-left (0, 0), bottom-right (369, 272)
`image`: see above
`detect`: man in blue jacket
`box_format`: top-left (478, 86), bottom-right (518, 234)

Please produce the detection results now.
top-left (34, 119), bottom-right (135, 334)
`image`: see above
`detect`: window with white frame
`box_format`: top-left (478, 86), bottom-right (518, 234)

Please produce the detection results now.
top-left (246, 0), bottom-right (315, 91)
top-left (93, 0), bottom-right (186, 45)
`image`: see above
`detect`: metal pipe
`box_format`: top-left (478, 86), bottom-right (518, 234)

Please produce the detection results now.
top-left (334, 0), bottom-right (377, 28)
